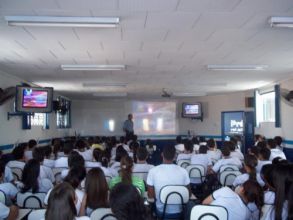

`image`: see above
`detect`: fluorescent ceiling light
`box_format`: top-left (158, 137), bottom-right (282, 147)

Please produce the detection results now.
top-left (173, 92), bottom-right (206, 97)
top-left (5, 16), bottom-right (119, 28)
top-left (269, 17), bottom-right (293, 28)
top-left (93, 92), bottom-right (127, 97)
top-left (83, 82), bottom-right (127, 88)
top-left (207, 65), bottom-right (268, 71)
top-left (61, 64), bottom-right (126, 71)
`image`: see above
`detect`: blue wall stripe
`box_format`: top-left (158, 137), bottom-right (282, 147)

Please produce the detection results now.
top-left (38, 139), bottom-right (51, 144)
top-left (0, 144), bottom-right (14, 151)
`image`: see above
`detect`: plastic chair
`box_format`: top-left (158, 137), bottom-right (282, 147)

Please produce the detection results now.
top-left (190, 204), bottom-right (228, 220)
top-left (28, 209), bottom-right (46, 220)
top-left (177, 160), bottom-right (190, 168)
top-left (158, 185), bottom-right (189, 219)
top-left (16, 192), bottom-right (46, 209)
top-left (90, 208), bottom-right (117, 220)
top-left (186, 164), bottom-right (206, 184)
top-left (10, 167), bottom-right (23, 181)
top-left (219, 164), bottom-right (240, 173)
top-left (52, 167), bottom-right (67, 183)
top-left (219, 170), bottom-right (242, 187)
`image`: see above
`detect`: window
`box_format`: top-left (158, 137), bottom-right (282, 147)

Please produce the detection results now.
top-left (31, 113), bottom-right (45, 126)
top-left (255, 90), bottom-right (276, 126)
top-left (56, 97), bottom-right (71, 129)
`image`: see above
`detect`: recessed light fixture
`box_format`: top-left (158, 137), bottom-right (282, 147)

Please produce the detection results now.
top-left (4, 16), bottom-right (120, 28)
top-left (207, 65), bottom-right (268, 71)
top-left (269, 16), bottom-right (293, 28)
top-left (173, 92), bottom-right (206, 97)
top-left (93, 92), bottom-right (127, 97)
top-left (61, 64), bottom-right (126, 71)
top-left (83, 82), bottom-right (127, 88)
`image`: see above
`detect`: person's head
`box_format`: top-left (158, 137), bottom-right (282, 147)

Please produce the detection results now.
top-left (254, 134), bottom-right (263, 142)
top-left (93, 148), bottom-right (102, 162)
top-left (110, 183), bottom-right (149, 220)
top-left (64, 166), bottom-right (86, 189)
top-left (120, 155), bottom-right (134, 185)
top-left (43, 146), bottom-right (52, 159)
top-left (249, 147), bottom-right (259, 158)
top-left (85, 168), bottom-right (108, 209)
top-left (115, 145), bottom-right (128, 162)
top-left (68, 151), bottom-right (85, 169)
top-left (256, 141), bottom-right (267, 149)
top-left (120, 136), bottom-right (125, 144)
top-left (45, 182), bottom-right (77, 220)
top-left (99, 151), bottom-right (110, 168)
top-left (32, 147), bottom-right (45, 163)
top-left (75, 139), bottom-right (87, 151)
top-left (183, 140), bottom-right (193, 153)
top-left (176, 135), bottom-right (182, 144)
top-left (230, 137), bottom-right (238, 148)
top-left (145, 139), bottom-right (153, 147)
top-left (12, 145), bottom-right (25, 161)
top-left (258, 147), bottom-right (271, 160)
top-left (192, 137), bottom-right (199, 145)
top-left (221, 142), bottom-right (231, 157)
top-left (163, 145), bottom-right (176, 162)
top-left (63, 141), bottom-right (73, 155)
top-left (244, 154), bottom-right (257, 181)
top-left (274, 136), bottom-right (283, 146)
top-left (199, 145), bottom-right (208, 154)
top-left (136, 147), bottom-right (148, 162)
top-left (21, 159), bottom-right (40, 193)
top-left (94, 136), bottom-right (101, 144)
top-left (272, 157), bottom-right (289, 165)
top-left (227, 140), bottom-right (236, 152)
top-left (207, 139), bottom-right (215, 149)
top-left (28, 139), bottom-right (37, 150)
top-left (267, 139), bottom-right (277, 149)
top-left (128, 114), bottom-right (133, 120)
top-left (260, 164), bottom-right (274, 190)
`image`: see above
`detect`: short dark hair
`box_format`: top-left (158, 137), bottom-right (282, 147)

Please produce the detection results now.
top-left (32, 147), bottom-right (44, 163)
top-left (257, 141), bottom-right (267, 149)
top-left (199, 145), bottom-right (208, 154)
top-left (267, 139), bottom-right (276, 149)
top-left (136, 147), bottom-right (148, 161)
top-left (227, 140), bottom-right (236, 151)
top-left (68, 151), bottom-right (85, 168)
top-left (184, 140), bottom-right (193, 152)
top-left (12, 145), bottom-right (25, 160)
top-left (259, 147), bottom-right (271, 160)
top-left (221, 142), bottom-right (231, 157)
top-left (63, 141), bottom-right (73, 155)
top-left (75, 139), bottom-right (87, 150)
top-left (207, 139), bottom-right (215, 148)
top-left (93, 148), bottom-right (102, 162)
top-left (274, 136), bottom-right (283, 146)
top-left (163, 145), bottom-right (176, 161)
top-left (28, 139), bottom-right (37, 149)
top-left (249, 147), bottom-right (259, 157)
top-left (43, 146), bottom-right (52, 158)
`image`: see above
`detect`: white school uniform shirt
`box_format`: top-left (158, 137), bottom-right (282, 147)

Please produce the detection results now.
top-left (17, 178), bottom-right (53, 193)
top-left (230, 150), bottom-right (244, 161)
top-left (43, 159), bottom-right (55, 168)
top-left (6, 160), bottom-right (25, 170)
top-left (269, 148), bottom-right (286, 161)
top-left (24, 150), bottom-right (33, 161)
top-left (133, 163), bottom-right (154, 173)
top-left (100, 167), bottom-right (118, 178)
top-left (0, 202), bottom-right (10, 219)
top-left (4, 167), bottom-right (14, 183)
top-left (190, 154), bottom-right (212, 169)
top-left (256, 160), bottom-right (271, 173)
top-left (212, 157), bottom-right (242, 173)
top-left (40, 165), bottom-right (55, 183)
top-left (262, 191), bottom-right (288, 220)
top-left (122, 144), bottom-right (130, 152)
top-left (232, 173), bottom-right (265, 187)
top-left (176, 153), bottom-right (192, 162)
top-left (147, 164), bottom-right (190, 214)
top-left (207, 149), bottom-right (222, 162)
top-left (175, 143), bottom-right (185, 153)
top-left (211, 187), bottom-right (253, 220)
top-left (77, 149), bottom-right (93, 161)
top-left (54, 156), bottom-right (68, 168)
top-left (61, 169), bottom-right (69, 179)
top-left (85, 161), bottom-right (101, 168)
top-left (110, 162), bottom-right (121, 171)
top-left (0, 183), bottom-right (19, 199)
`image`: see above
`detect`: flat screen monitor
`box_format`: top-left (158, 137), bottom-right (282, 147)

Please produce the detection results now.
top-left (182, 103), bottom-right (202, 118)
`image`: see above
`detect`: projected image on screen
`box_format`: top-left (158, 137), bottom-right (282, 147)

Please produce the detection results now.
top-left (22, 89), bottom-right (48, 108)
top-left (185, 105), bottom-right (199, 114)
top-left (132, 102), bottom-right (176, 135)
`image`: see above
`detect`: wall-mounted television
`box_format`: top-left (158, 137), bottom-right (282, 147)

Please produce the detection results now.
top-left (15, 86), bottom-right (53, 113)
top-left (182, 102), bottom-right (202, 119)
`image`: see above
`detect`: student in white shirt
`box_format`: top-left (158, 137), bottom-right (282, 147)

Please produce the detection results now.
top-left (6, 145), bottom-right (26, 170)
top-left (267, 139), bottom-right (286, 161)
top-left (45, 182), bottom-right (90, 220)
top-left (254, 134), bottom-right (264, 146)
top-left (0, 202), bottom-right (18, 220)
top-left (190, 145), bottom-right (212, 171)
top-left (133, 147), bottom-right (154, 178)
top-left (256, 147), bottom-right (271, 173)
top-left (147, 145), bottom-right (190, 215)
top-left (76, 139), bottom-right (93, 161)
top-left (233, 154), bottom-right (265, 188)
top-left (52, 138), bottom-right (64, 160)
top-left (43, 145), bottom-right (55, 168)
top-left (0, 163), bottom-right (19, 200)
top-left (119, 136), bottom-right (130, 152)
top-left (175, 135), bottom-right (184, 153)
top-left (85, 148), bottom-right (102, 168)
top-left (24, 139), bottom-right (37, 161)
top-left (61, 151), bottom-right (85, 179)
top-left (211, 142), bottom-right (242, 173)
top-left (177, 140), bottom-right (193, 162)
top-left (98, 151), bottom-right (118, 178)
top-left (274, 136), bottom-right (283, 151)
top-left (110, 146), bottom-right (128, 171)
top-left (55, 142), bottom-right (72, 168)
top-left (203, 180), bottom-right (264, 220)
top-left (229, 140), bottom-right (244, 161)
top-left (145, 139), bottom-right (156, 155)
top-left (4, 166), bottom-right (14, 183)
top-left (206, 139), bottom-right (222, 163)
top-left (191, 137), bottom-right (200, 154)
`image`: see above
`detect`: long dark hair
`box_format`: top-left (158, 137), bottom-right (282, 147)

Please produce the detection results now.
top-left (64, 166), bottom-right (86, 189)
top-left (45, 182), bottom-right (76, 220)
top-left (242, 180), bottom-right (264, 215)
top-left (120, 156), bottom-right (133, 185)
top-left (110, 183), bottom-right (152, 220)
top-left (244, 154), bottom-right (257, 181)
top-left (85, 168), bottom-right (109, 210)
top-left (21, 159), bottom-right (40, 193)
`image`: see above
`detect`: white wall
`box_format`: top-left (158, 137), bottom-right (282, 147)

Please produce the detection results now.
top-left (0, 71), bottom-right (73, 147)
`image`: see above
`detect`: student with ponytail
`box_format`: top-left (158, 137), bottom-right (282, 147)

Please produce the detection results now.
top-left (109, 155), bottom-right (145, 195)
top-left (233, 154), bottom-right (265, 188)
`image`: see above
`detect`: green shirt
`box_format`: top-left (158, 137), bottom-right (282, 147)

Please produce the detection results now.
top-left (109, 176), bottom-right (145, 195)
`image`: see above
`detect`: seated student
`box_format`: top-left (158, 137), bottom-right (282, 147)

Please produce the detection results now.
top-left (7, 145), bottom-right (26, 170)
top-left (52, 138), bottom-right (64, 159)
top-left (274, 136), bottom-right (283, 151)
top-left (145, 139), bottom-right (156, 155)
top-left (229, 140), bottom-right (244, 161)
top-left (0, 162), bottom-right (19, 202)
top-left (233, 154), bottom-right (265, 188)
top-left (45, 182), bottom-right (90, 220)
top-left (191, 136), bottom-right (200, 153)
top-left (109, 155), bottom-right (145, 195)
top-left (61, 152), bottom-right (85, 179)
top-left (206, 139), bottom-right (222, 163)
top-left (85, 148), bottom-right (102, 168)
top-left (190, 145), bottom-right (212, 173)
top-left (211, 142), bottom-right (242, 173)
top-left (80, 168), bottom-right (109, 216)
top-left (248, 146), bottom-right (260, 158)
top-left (203, 180), bottom-right (263, 220)
top-left (147, 145), bottom-right (190, 215)
top-left (43, 145), bottom-right (55, 168)
top-left (133, 147), bottom-right (154, 174)
top-left (98, 151), bottom-right (118, 178)
top-left (33, 147), bottom-right (55, 183)
top-left (91, 136), bottom-right (104, 151)
top-left (175, 135), bottom-right (184, 153)
top-left (110, 183), bottom-right (152, 220)
top-left (254, 134), bottom-right (264, 146)
top-left (75, 139), bottom-right (93, 161)
top-left (24, 139), bottom-right (37, 161)
top-left (54, 142), bottom-right (72, 168)
top-left (110, 145), bottom-right (128, 171)
top-left (256, 147), bottom-right (271, 173)
top-left (0, 202), bottom-right (18, 220)
top-left (20, 159), bottom-right (53, 193)
top-left (176, 140), bottom-right (193, 162)
top-left (267, 139), bottom-right (286, 161)
top-left (120, 136), bottom-right (130, 152)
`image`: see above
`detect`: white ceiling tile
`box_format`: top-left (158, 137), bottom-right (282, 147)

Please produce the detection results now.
top-left (119, 0), bottom-right (178, 12)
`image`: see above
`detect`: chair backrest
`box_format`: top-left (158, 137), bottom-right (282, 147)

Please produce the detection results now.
top-left (52, 167), bottom-right (67, 183)
top-left (190, 204), bottom-right (228, 220)
top-left (90, 208), bottom-right (117, 220)
top-left (219, 164), bottom-right (239, 173)
top-left (10, 167), bottom-right (23, 181)
top-left (159, 185), bottom-right (189, 205)
top-left (132, 171), bottom-right (148, 182)
top-left (177, 160), bottom-right (190, 168)
top-left (219, 170), bottom-right (242, 187)
top-left (260, 204), bottom-right (274, 220)
top-left (0, 189), bottom-right (6, 204)
top-left (186, 164), bottom-right (206, 183)
top-left (16, 192), bottom-right (46, 209)
top-left (28, 209), bottom-right (46, 220)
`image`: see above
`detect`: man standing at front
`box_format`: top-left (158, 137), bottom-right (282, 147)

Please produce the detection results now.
top-left (123, 113), bottom-right (134, 139)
